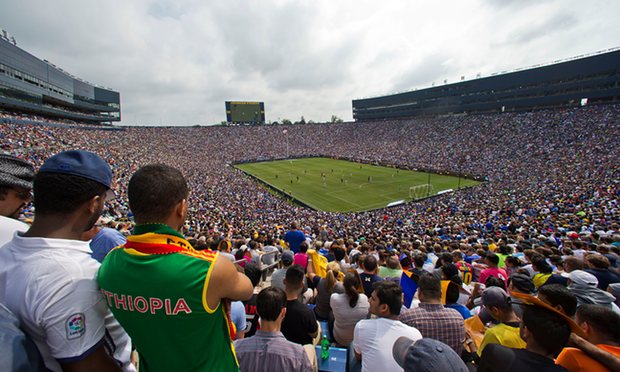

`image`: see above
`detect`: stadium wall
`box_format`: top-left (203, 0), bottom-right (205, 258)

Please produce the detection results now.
top-left (0, 36), bottom-right (120, 123)
top-left (352, 49), bottom-right (620, 120)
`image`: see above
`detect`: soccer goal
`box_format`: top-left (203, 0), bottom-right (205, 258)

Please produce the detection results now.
top-left (409, 184), bottom-right (434, 200)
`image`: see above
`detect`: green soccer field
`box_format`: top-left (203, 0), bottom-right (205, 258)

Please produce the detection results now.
top-left (234, 158), bottom-right (480, 212)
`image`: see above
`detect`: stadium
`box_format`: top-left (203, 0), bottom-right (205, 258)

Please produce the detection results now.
top-left (1, 10), bottom-right (620, 372)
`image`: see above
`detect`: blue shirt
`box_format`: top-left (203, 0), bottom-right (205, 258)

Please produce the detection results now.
top-left (445, 303), bottom-right (472, 320)
top-left (284, 229), bottom-right (306, 253)
top-left (90, 227), bottom-right (127, 263)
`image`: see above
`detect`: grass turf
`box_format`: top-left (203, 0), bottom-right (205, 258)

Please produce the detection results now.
top-left (234, 158), bottom-right (480, 213)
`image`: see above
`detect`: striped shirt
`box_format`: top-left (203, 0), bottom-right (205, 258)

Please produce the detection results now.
top-left (400, 303), bottom-right (466, 354)
top-left (234, 331), bottom-right (313, 372)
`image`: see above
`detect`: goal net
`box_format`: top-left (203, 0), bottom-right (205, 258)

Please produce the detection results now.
top-left (409, 184), bottom-right (434, 200)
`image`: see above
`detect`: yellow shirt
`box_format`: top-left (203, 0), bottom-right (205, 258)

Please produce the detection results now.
top-left (478, 323), bottom-right (526, 356)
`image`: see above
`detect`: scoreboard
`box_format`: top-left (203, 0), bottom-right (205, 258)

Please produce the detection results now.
top-left (225, 101), bottom-right (265, 124)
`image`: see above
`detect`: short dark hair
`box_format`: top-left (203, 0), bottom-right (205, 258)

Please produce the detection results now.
top-left (284, 265), bottom-right (305, 288)
top-left (257, 287), bottom-right (287, 321)
top-left (333, 246), bottom-right (345, 261)
top-left (418, 273), bottom-right (442, 300)
top-left (299, 241), bottom-right (309, 253)
top-left (538, 284), bottom-right (577, 317)
top-left (576, 304), bottom-right (620, 341)
top-left (532, 255), bottom-right (553, 274)
top-left (372, 281), bottom-right (402, 316)
top-left (32, 173), bottom-right (107, 215)
top-left (485, 253), bottom-right (499, 266)
top-left (244, 262), bottom-right (262, 287)
top-left (413, 254), bottom-right (425, 268)
top-left (445, 281), bottom-right (460, 304)
top-left (128, 164), bottom-right (188, 224)
top-left (522, 306), bottom-right (571, 356)
top-left (364, 255), bottom-right (378, 271)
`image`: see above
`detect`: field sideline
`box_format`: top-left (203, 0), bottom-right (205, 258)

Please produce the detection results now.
top-left (234, 158), bottom-right (480, 213)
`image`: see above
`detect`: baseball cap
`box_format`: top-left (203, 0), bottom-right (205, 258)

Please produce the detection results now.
top-left (392, 337), bottom-right (468, 372)
top-left (39, 150), bottom-right (114, 198)
top-left (481, 286), bottom-right (511, 308)
top-left (281, 251), bottom-right (294, 265)
top-left (40, 150), bottom-right (112, 188)
top-left (0, 154), bottom-right (34, 190)
top-left (561, 270), bottom-right (598, 287)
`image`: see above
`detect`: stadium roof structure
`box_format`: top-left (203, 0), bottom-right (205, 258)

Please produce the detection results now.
top-left (0, 35), bottom-right (120, 124)
top-left (353, 48), bottom-right (620, 120)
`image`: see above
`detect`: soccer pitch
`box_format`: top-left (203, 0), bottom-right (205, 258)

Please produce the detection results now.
top-left (235, 158), bottom-right (480, 213)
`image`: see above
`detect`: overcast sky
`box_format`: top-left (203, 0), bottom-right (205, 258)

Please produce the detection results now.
top-left (1, 0), bottom-right (619, 126)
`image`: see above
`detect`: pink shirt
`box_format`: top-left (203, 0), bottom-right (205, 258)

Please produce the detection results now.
top-left (478, 267), bottom-right (508, 289)
top-left (294, 253), bottom-right (308, 269)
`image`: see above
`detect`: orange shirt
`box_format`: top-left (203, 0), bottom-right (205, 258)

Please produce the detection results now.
top-left (556, 344), bottom-right (620, 372)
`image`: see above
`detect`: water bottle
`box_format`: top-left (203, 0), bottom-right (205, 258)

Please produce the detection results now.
top-left (321, 335), bottom-right (330, 360)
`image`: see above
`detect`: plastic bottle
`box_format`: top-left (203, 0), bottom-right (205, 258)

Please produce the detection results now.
top-left (321, 335), bottom-right (330, 360)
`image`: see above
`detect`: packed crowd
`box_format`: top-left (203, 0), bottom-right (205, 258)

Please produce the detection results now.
top-left (0, 103), bottom-right (619, 371)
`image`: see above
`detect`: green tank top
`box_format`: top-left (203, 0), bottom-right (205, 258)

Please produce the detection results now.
top-left (97, 224), bottom-right (238, 372)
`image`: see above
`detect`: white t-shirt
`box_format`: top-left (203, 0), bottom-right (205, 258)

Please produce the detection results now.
top-left (0, 216), bottom-right (28, 247)
top-left (0, 233), bottom-right (134, 372)
top-left (353, 317), bottom-right (422, 372)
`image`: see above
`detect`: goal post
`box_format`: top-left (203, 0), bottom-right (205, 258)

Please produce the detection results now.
top-left (409, 184), bottom-right (434, 200)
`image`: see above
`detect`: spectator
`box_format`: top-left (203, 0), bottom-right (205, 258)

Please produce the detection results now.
top-left (564, 270), bottom-right (619, 311)
top-left (271, 251), bottom-right (294, 290)
top-left (478, 305), bottom-right (571, 371)
top-left (556, 304), bottom-right (620, 371)
top-left (281, 265), bottom-right (319, 346)
top-left (230, 300), bottom-right (247, 340)
top-left (584, 254), bottom-right (620, 290)
top-left (98, 164), bottom-right (253, 371)
top-left (445, 281), bottom-right (472, 320)
top-left (243, 262), bottom-right (263, 338)
top-left (294, 241), bottom-right (309, 270)
top-left (284, 221), bottom-right (306, 253)
top-left (353, 281), bottom-right (422, 372)
top-left (478, 287), bottom-right (526, 356)
top-left (331, 271), bottom-right (369, 346)
top-left (234, 287), bottom-right (313, 372)
top-left (307, 261), bottom-right (343, 321)
top-left (360, 255), bottom-right (383, 297)
top-left (479, 253), bottom-right (509, 290)
top-left (379, 255), bottom-right (403, 279)
top-left (82, 223), bottom-right (127, 263)
top-left (0, 150), bottom-right (134, 371)
top-left (537, 284), bottom-right (578, 318)
top-left (453, 251), bottom-right (474, 285)
top-left (400, 273), bottom-right (466, 354)
top-left (0, 154), bottom-right (34, 245)
top-left (531, 255), bottom-right (554, 288)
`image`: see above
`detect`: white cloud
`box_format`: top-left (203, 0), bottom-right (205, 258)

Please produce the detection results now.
top-left (1, 0), bottom-right (618, 125)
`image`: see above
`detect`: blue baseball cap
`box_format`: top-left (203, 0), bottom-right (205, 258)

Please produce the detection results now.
top-left (39, 150), bottom-right (113, 194)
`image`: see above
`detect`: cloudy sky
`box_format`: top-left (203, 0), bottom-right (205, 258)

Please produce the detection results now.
top-left (1, 0), bottom-right (619, 125)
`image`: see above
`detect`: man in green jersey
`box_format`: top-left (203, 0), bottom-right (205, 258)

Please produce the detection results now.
top-left (98, 164), bottom-right (253, 371)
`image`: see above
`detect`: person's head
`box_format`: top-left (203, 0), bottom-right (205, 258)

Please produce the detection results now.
top-left (283, 265), bottom-right (305, 293)
top-left (445, 281), bottom-right (461, 305)
top-left (435, 252), bottom-right (453, 268)
top-left (562, 256), bottom-right (584, 273)
top-left (369, 281), bottom-right (402, 318)
top-left (343, 271), bottom-right (363, 308)
top-left (481, 286), bottom-right (513, 321)
top-left (441, 263), bottom-right (462, 285)
top-left (218, 238), bottom-right (232, 252)
top-left (386, 256), bottom-right (400, 270)
top-left (290, 221), bottom-right (298, 230)
top-left (325, 261), bottom-right (341, 293)
top-left (281, 251), bottom-right (294, 267)
top-left (256, 287), bottom-right (287, 323)
top-left (504, 256), bottom-right (522, 270)
top-left (244, 262), bottom-right (262, 288)
top-left (34, 150), bottom-right (112, 231)
top-left (531, 255), bottom-right (553, 274)
top-left (417, 273), bottom-right (442, 303)
top-left (0, 154), bottom-right (34, 218)
top-left (508, 273), bottom-right (535, 295)
top-left (128, 164), bottom-right (188, 228)
top-left (452, 250), bottom-right (464, 262)
top-left (413, 254), bottom-right (426, 269)
top-left (586, 254), bottom-right (610, 270)
top-left (364, 254), bottom-right (378, 273)
top-left (575, 304), bottom-right (620, 344)
top-left (520, 305), bottom-right (571, 357)
top-left (565, 270), bottom-right (599, 288)
top-left (299, 241), bottom-right (308, 253)
top-left (392, 337), bottom-right (469, 372)
top-left (537, 284), bottom-right (577, 317)
top-left (485, 253), bottom-right (499, 267)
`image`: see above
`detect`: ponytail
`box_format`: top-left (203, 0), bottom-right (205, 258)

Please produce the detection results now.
top-left (343, 272), bottom-right (361, 308)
